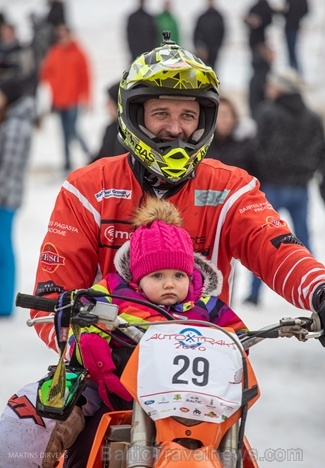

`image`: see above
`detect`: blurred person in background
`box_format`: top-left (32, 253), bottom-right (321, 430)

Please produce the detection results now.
top-left (155, 0), bottom-right (180, 46)
top-left (193, 0), bottom-right (226, 71)
top-left (0, 78), bottom-right (35, 317)
top-left (0, 11), bottom-right (6, 26)
top-left (28, 0), bottom-right (67, 104)
top-left (244, 67), bottom-right (325, 306)
top-left (243, 0), bottom-right (274, 116)
top-left (92, 81), bottom-right (126, 162)
top-left (126, 0), bottom-right (157, 62)
top-left (39, 23), bottom-right (92, 172)
top-left (275, 0), bottom-right (309, 73)
top-left (0, 22), bottom-right (35, 96)
top-left (205, 96), bottom-right (258, 177)
top-left (46, 0), bottom-right (66, 29)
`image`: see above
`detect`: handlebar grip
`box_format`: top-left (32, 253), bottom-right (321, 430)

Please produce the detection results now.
top-left (15, 293), bottom-right (57, 312)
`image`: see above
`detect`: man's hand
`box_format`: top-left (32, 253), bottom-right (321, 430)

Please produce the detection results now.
top-left (312, 285), bottom-right (325, 346)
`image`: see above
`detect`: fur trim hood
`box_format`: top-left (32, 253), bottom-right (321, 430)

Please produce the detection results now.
top-left (114, 240), bottom-right (223, 297)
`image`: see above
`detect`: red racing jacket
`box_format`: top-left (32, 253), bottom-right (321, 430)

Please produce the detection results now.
top-left (32, 154), bottom-right (325, 351)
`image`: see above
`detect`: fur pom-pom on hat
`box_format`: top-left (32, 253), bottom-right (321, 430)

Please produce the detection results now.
top-left (130, 197), bottom-right (194, 283)
top-left (132, 196), bottom-right (183, 228)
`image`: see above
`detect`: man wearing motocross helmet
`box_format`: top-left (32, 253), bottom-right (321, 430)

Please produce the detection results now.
top-left (1, 32), bottom-right (325, 467)
top-left (117, 34), bottom-right (219, 188)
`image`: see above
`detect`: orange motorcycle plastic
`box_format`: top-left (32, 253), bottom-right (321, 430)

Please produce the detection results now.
top-left (62, 329), bottom-right (260, 468)
top-left (16, 291), bottom-right (320, 468)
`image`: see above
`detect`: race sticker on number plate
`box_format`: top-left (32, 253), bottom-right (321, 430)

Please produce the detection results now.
top-left (137, 324), bottom-right (243, 423)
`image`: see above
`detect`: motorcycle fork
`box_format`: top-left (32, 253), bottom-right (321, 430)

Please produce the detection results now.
top-left (218, 421), bottom-right (241, 467)
top-left (219, 421), bottom-right (259, 468)
top-left (126, 401), bottom-right (156, 468)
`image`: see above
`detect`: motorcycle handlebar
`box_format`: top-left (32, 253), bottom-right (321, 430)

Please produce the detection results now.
top-left (16, 293), bottom-right (57, 313)
top-left (15, 291), bottom-right (324, 345)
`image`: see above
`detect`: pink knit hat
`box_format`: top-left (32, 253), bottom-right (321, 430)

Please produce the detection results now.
top-left (130, 198), bottom-right (194, 283)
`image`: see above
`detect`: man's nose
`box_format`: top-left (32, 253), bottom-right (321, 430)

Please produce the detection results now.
top-left (165, 118), bottom-right (183, 136)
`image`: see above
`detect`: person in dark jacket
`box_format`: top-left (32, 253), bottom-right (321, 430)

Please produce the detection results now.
top-left (193, 0), bottom-right (225, 71)
top-left (243, 0), bottom-right (274, 115)
top-left (126, 0), bottom-right (157, 62)
top-left (205, 96), bottom-right (259, 177)
top-left (92, 82), bottom-right (126, 161)
top-left (0, 22), bottom-right (35, 90)
top-left (46, 0), bottom-right (66, 28)
top-left (28, 1), bottom-right (67, 121)
top-left (244, 0), bottom-right (273, 50)
top-left (278, 0), bottom-right (309, 72)
top-left (244, 67), bottom-right (325, 306)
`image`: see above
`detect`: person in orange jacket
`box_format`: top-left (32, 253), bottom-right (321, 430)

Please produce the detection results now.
top-left (40, 22), bottom-right (92, 171)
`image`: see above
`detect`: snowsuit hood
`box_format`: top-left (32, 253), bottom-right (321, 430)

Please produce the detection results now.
top-left (114, 240), bottom-right (223, 299)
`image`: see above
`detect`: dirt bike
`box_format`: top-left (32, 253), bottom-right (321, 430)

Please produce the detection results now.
top-left (15, 289), bottom-right (324, 468)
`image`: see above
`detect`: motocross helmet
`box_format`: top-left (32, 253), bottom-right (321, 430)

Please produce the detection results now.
top-left (117, 33), bottom-right (220, 184)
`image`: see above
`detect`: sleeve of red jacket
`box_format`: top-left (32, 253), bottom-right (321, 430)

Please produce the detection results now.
top-left (221, 169), bottom-right (325, 312)
top-left (31, 175), bottom-right (102, 352)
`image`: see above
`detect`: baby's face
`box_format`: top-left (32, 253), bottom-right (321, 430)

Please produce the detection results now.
top-left (139, 269), bottom-right (190, 306)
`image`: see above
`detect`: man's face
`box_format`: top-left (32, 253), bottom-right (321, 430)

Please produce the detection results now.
top-left (143, 98), bottom-right (200, 142)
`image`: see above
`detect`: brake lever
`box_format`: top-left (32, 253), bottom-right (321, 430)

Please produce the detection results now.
top-left (279, 315), bottom-right (324, 341)
top-left (302, 330), bottom-right (325, 340)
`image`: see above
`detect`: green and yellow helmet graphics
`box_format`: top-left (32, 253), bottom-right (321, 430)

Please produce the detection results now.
top-left (118, 41), bottom-right (220, 184)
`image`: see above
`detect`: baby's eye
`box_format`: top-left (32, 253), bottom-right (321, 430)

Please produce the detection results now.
top-left (152, 272), bottom-right (163, 279)
top-left (175, 272), bottom-right (186, 279)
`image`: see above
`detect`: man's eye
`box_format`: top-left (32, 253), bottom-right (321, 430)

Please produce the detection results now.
top-left (182, 113), bottom-right (196, 120)
top-left (154, 111), bottom-right (166, 118)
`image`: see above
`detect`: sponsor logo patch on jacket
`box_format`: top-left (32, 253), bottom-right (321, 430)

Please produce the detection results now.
top-left (40, 243), bottom-right (65, 273)
top-left (35, 280), bottom-right (64, 295)
top-left (101, 220), bottom-right (133, 248)
top-left (95, 188), bottom-right (132, 201)
top-left (263, 216), bottom-right (287, 228)
top-left (271, 233), bottom-right (304, 248)
top-left (195, 190), bottom-right (230, 206)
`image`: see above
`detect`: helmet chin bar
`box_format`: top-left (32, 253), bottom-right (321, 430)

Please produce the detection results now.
top-left (127, 123), bottom-right (213, 184)
top-left (152, 143), bottom-right (203, 184)
top-left (156, 138), bottom-right (197, 156)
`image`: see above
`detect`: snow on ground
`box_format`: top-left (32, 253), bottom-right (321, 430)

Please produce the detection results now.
top-left (1, 1), bottom-right (325, 466)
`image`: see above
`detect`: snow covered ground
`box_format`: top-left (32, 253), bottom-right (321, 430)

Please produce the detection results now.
top-left (1, 0), bottom-right (325, 466)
